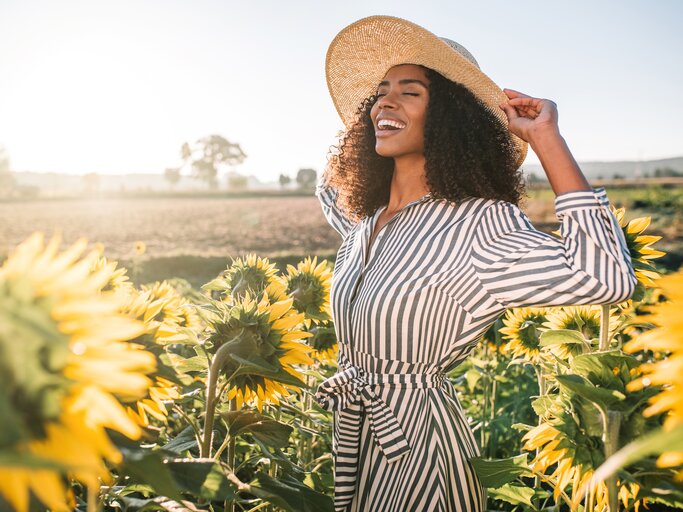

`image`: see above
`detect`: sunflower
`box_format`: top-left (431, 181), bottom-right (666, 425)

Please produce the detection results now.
top-left (127, 376), bottom-right (181, 427)
top-left (203, 254), bottom-right (281, 302)
top-left (122, 282), bottom-right (199, 426)
top-left (523, 420), bottom-right (644, 510)
top-left (205, 288), bottom-right (314, 413)
top-left (306, 321), bottom-right (339, 364)
top-left (499, 307), bottom-right (549, 363)
top-left (611, 207), bottom-right (666, 288)
top-left (542, 305), bottom-right (620, 359)
top-left (125, 282), bottom-right (188, 343)
top-left (134, 241), bottom-right (146, 256)
top-left (624, 269), bottom-right (683, 479)
top-left (0, 233), bottom-right (155, 512)
top-left (284, 256), bottom-right (333, 328)
top-left (91, 255), bottom-right (134, 295)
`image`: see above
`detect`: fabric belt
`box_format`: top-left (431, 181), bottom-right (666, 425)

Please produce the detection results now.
top-left (314, 350), bottom-right (447, 510)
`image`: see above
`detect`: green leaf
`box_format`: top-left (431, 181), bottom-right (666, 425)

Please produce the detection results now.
top-left (539, 329), bottom-right (586, 347)
top-left (593, 425), bottom-right (683, 484)
top-left (166, 458), bottom-right (235, 500)
top-left (465, 368), bottom-right (482, 393)
top-left (249, 472), bottom-right (333, 512)
top-left (488, 483), bottom-right (535, 508)
top-left (222, 411), bottom-right (293, 448)
top-left (165, 352), bottom-right (208, 374)
top-left (229, 354), bottom-right (307, 388)
top-left (162, 426), bottom-right (198, 454)
top-left (555, 374), bottom-right (625, 409)
top-left (469, 454), bottom-right (533, 488)
top-left (119, 450), bottom-right (184, 501)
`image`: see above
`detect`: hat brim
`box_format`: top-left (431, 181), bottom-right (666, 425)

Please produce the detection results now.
top-left (326, 15), bottom-right (528, 169)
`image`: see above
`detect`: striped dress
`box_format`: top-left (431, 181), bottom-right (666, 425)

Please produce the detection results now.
top-left (313, 177), bottom-right (637, 512)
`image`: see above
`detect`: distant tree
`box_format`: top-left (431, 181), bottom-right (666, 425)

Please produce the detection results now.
top-left (227, 171), bottom-right (249, 191)
top-left (0, 144), bottom-right (14, 196)
top-left (654, 167), bottom-right (682, 177)
top-left (279, 173), bottom-right (291, 189)
top-left (164, 167), bottom-right (181, 189)
top-left (181, 135), bottom-right (247, 190)
top-left (0, 144), bottom-right (9, 173)
top-left (83, 173), bottom-right (100, 195)
top-left (296, 168), bottom-right (317, 190)
top-left (612, 173), bottom-right (625, 180)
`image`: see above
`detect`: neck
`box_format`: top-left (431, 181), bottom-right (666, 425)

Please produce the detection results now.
top-left (386, 154), bottom-right (430, 212)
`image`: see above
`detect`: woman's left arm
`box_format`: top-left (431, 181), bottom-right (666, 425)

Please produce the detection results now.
top-left (499, 88), bottom-right (591, 195)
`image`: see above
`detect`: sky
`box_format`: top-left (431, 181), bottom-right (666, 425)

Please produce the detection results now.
top-left (0, 0), bottom-right (681, 183)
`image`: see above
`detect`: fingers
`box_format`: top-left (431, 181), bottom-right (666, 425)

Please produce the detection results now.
top-left (502, 88), bottom-right (532, 99)
top-left (499, 101), bottom-right (520, 121)
top-left (507, 97), bottom-right (540, 107)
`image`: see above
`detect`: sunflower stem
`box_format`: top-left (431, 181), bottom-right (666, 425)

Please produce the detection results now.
top-left (202, 342), bottom-right (234, 458)
top-left (533, 365), bottom-right (546, 501)
top-left (603, 409), bottom-right (622, 512)
top-left (87, 484), bottom-right (98, 512)
top-left (227, 396), bottom-right (237, 512)
top-left (599, 304), bottom-right (612, 351)
top-left (303, 372), bottom-right (314, 469)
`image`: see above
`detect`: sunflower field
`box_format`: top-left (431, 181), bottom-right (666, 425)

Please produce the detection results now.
top-left (1, 202), bottom-right (682, 511)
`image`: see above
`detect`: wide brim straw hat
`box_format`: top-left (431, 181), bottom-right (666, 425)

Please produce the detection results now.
top-left (326, 15), bottom-right (528, 169)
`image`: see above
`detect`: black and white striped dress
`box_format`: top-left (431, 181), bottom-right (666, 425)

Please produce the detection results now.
top-left (313, 177), bottom-right (636, 512)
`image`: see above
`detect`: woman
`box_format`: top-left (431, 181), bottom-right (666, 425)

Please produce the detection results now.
top-left (314, 15), bottom-right (636, 512)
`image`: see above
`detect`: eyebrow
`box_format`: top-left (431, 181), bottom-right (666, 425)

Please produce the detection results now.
top-left (377, 79), bottom-right (429, 88)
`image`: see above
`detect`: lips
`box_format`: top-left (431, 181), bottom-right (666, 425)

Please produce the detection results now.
top-left (375, 116), bottom-right (406, 137)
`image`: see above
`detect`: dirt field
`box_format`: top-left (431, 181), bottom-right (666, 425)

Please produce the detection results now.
top-left (0, 196), bottom-right (341, 260)
top-left (1, 191), bottom-right (680, 287)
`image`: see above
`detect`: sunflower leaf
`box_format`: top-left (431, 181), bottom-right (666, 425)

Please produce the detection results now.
top-left (469, 454), bottom-right (533, 488)
top-left (119, 449), bottom-right (184, 501)
top-left (249, 471), bottom-right (333, 512)
top-left (555, 374), bottom-right (625, 409)
top-left (488, 483), bottom-right (536, 508)
top-left (166, 458), bottom-right (236, 500)
top-left (229, 354), bottom-right (306, 388)
top-left (592, 425), bottom-right (683, 484)
top-left (539, 329), bottom-right (586, 346)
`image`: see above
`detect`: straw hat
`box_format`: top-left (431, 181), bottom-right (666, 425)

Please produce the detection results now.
top-left (325, 15), bottom-right (528, 168)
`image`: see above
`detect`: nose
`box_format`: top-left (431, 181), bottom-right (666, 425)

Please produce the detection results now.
top-left (376, 91), bottom-right (397, 110)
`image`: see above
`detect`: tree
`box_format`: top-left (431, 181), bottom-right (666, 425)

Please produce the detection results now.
top-left (653, 166), bottom-right (682, 177)
top-left (164, 167), bottom-right (181, 189)
top-left (82, 173), bottom-right (100, 195)
top-left (181, 135), bottom-right (247, 190)
top-left (295, 168), bottom-right (317, 190)
top-left (227, 171), bottom-right (249, 191)
top-left (0, 144), bottom-right (13, 196)
top-left (278, 173), bottom-right (291, 189)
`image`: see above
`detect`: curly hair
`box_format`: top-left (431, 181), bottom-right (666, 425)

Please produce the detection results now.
top-left (323, 66), bottom-right (527, 221)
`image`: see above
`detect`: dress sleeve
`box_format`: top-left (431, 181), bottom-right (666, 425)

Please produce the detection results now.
top-left (471, 186), bottom-right (637, 311)
top-left (315, 174), bottom-right (358, 239)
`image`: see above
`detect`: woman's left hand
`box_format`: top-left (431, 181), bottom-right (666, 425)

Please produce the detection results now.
top-left (499, 88), bottom-right (559, 144)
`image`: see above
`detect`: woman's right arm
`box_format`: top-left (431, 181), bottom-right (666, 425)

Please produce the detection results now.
top-left (315, 173), bottom-right (358, 239)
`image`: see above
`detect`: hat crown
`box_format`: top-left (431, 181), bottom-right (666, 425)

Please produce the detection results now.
top-left (438, 37), bottom-right (480, 69)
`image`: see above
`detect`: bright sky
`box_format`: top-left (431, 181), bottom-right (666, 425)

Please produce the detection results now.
top-left (0, 0), bottom-right (681, 182)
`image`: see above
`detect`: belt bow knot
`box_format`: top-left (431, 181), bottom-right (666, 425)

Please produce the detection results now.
top-left (315, 364), bottom-right (412, 463)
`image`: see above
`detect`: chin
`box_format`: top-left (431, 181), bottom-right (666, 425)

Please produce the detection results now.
top-left (374, 143), bottom-right (401, 158)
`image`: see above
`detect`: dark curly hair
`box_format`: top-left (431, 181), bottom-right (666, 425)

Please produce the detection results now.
top-left (323, 66), bottom-right (527, 221)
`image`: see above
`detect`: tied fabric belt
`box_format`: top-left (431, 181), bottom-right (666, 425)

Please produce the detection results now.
top-left (314, 352), bottom-right (447, 510)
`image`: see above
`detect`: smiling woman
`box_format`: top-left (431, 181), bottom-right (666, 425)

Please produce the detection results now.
top-left (323, 61), bottom-right (524, 223)
top-left (313, 14), bottom-right (636, 512)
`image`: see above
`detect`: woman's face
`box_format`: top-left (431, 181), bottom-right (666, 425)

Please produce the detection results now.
top-left (369, 64), bottom-right (430, 159)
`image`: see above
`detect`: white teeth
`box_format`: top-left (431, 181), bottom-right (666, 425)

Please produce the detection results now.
top-left (377, 119), bottom-right (406, 129)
